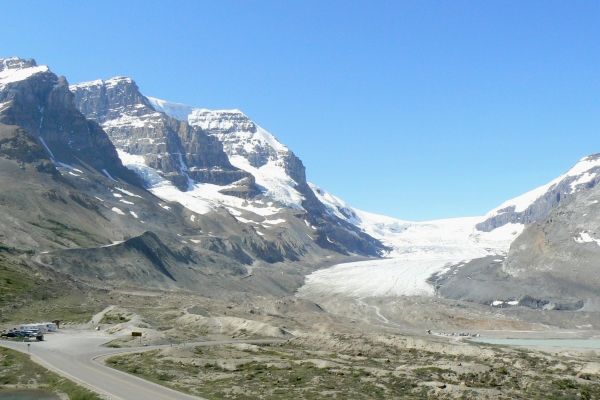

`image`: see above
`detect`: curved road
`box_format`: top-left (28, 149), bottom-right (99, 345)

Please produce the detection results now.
top-left (1, 330), bottom-right (284, 400)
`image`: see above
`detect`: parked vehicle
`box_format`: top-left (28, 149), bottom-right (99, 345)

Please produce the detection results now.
top-left (1, 331), bottom-right (24, 338)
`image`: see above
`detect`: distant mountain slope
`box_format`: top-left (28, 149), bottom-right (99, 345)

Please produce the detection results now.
top-left (477, 154), bottom-right (600, 231)
top-left (500, 182), bottom-right (600, 307)
top-left (70, 79), bottom-right (388, 257)
top-left (309, 183), bottom-right (520, 259)
top-left (0, 57), bottom-right (384, 297)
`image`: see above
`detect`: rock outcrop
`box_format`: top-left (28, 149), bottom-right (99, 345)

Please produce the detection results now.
top-left (150, 102), bottom-right (388, 256)
top-left (70, 82), bottom-right (388, 257)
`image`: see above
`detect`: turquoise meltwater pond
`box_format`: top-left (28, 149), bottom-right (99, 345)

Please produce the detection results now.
top-left (471, 338), bottom-right (600, 349)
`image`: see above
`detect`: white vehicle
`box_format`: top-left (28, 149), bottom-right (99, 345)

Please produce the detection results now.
top-left (19, 322), bottom-right (56, 333)
top-left (41, 322), bottom-right (57, 332)
top-left (20, 324), bottom-right (46, 332)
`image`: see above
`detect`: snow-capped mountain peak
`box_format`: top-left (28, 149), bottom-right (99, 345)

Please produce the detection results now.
top-left (0, 57), bottom-right (48, 90)
top-left (146, 96), bottom-right (306, 210)
top-left (477, 154), bottom-right (600, 231)
top-left (146, 96), bottom-right (196, 121)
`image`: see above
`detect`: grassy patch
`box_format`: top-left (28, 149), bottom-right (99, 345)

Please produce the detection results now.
top-left (28, 218), bottom-right (103, 247)
top-left (0, 347), bottom-right (101, 399)
top-left (100, 312), bottom-right (131, 324)
top-left (0, 257), bottom-right (101, 324)
top-left (103, 337), bottom-right (600, 400)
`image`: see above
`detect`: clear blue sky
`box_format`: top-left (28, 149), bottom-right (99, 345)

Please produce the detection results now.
top-left (2, 1), bottom-right (600, 221)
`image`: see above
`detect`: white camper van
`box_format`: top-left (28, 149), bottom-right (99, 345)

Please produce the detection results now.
top-left (42, 322), bottom-right (57, 332)
top-left (19, 322), bottom-right (56, 333)
top-left (19, 323), bottom-right (45, 333)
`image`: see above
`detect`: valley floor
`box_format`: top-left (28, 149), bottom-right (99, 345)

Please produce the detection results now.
top-left (3, 286), bottom-right (600, 399)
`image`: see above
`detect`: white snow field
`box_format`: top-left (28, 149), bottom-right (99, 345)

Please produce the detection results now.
top-left (301, 155), bottom-right (600, 299)
top-left (298, 258), bottom-right (460, 298)
top-left (139, 95), bottom-right (597, 300)
top-left (115, 150), bottom-right (285, 222)
top-left (309, 183), bottom-right (522, 258)
top-left (122, 97), bottom-right (530, 299)
top-left (299, 184), bottom-right (524, 298)
top-left (296, 217), bottom-right (521, 298)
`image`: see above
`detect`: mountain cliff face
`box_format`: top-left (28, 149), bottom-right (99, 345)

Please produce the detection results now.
top-left (0, 57), bottom-right (140, 185)
top-left (69, 80), bottom-right (387, 257)
top-left (70, 78), bottom-right (249, 191)
top-left (149, 99), bottom-right (329, 215)
top-left (476, 155), bottom-right (600, 232)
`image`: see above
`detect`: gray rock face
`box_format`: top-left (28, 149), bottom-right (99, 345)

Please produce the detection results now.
top-left (0, 57), bottom-right (141, 186)
top-left (503, 184), bottom-right (600, 288)
top-left (183, 108), bottom-right (386, 255)
top-left (184, 108), bottom-right (331, 217)
top-left (70, 78), bottom-right (250, 190)
top-left (71, 79), bottom-right (387, 257)
top-left (476, 154), bottom-right (600, 232)
top-left (0, 57), bottom-right (391, 300)
top-left (68, 77), bottom-right (154, 123)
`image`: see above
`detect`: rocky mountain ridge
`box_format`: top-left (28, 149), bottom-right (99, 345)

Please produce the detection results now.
top-left (500, 182), bottom-right (600, 307)
top-left (429, 156), bottom-right (600, 310)
top-left (476, 154), bottom-right (600, 232)
top-left (71, 77), bottom-right (388, 257)
top-left (148, 97), bottom-right (330, 216)
top-left (0, 57), bottom-right (140, 186)
top-left (4, 55), bottom-right (599, 309)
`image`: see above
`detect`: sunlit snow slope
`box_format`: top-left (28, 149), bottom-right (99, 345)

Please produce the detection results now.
top-left (0, 57), bottom-right (49, 90)
top-left (145, 96), bottom-right (526, 298)
top-left (117, 150), bottom-right (288, 227)
top-left (309, 183), bottom-right (521, 259)
top-left (148, 97), bottom-right (306, 210)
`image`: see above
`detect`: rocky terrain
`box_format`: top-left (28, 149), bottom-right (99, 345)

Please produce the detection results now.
top-left (501, 182), bottom-right (600, 305)
top-left (71, 75), bottom-right (387, 258)
top-left (107, 333), bottom-right (600, 400)
top-left (7, 287), bottom-right (600, 400)
top-left (0, 57), bottom-right (140, 186)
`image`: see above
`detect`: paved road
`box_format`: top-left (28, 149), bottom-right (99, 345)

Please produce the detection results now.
top-left (1, 330), bottom-right (285, 400)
